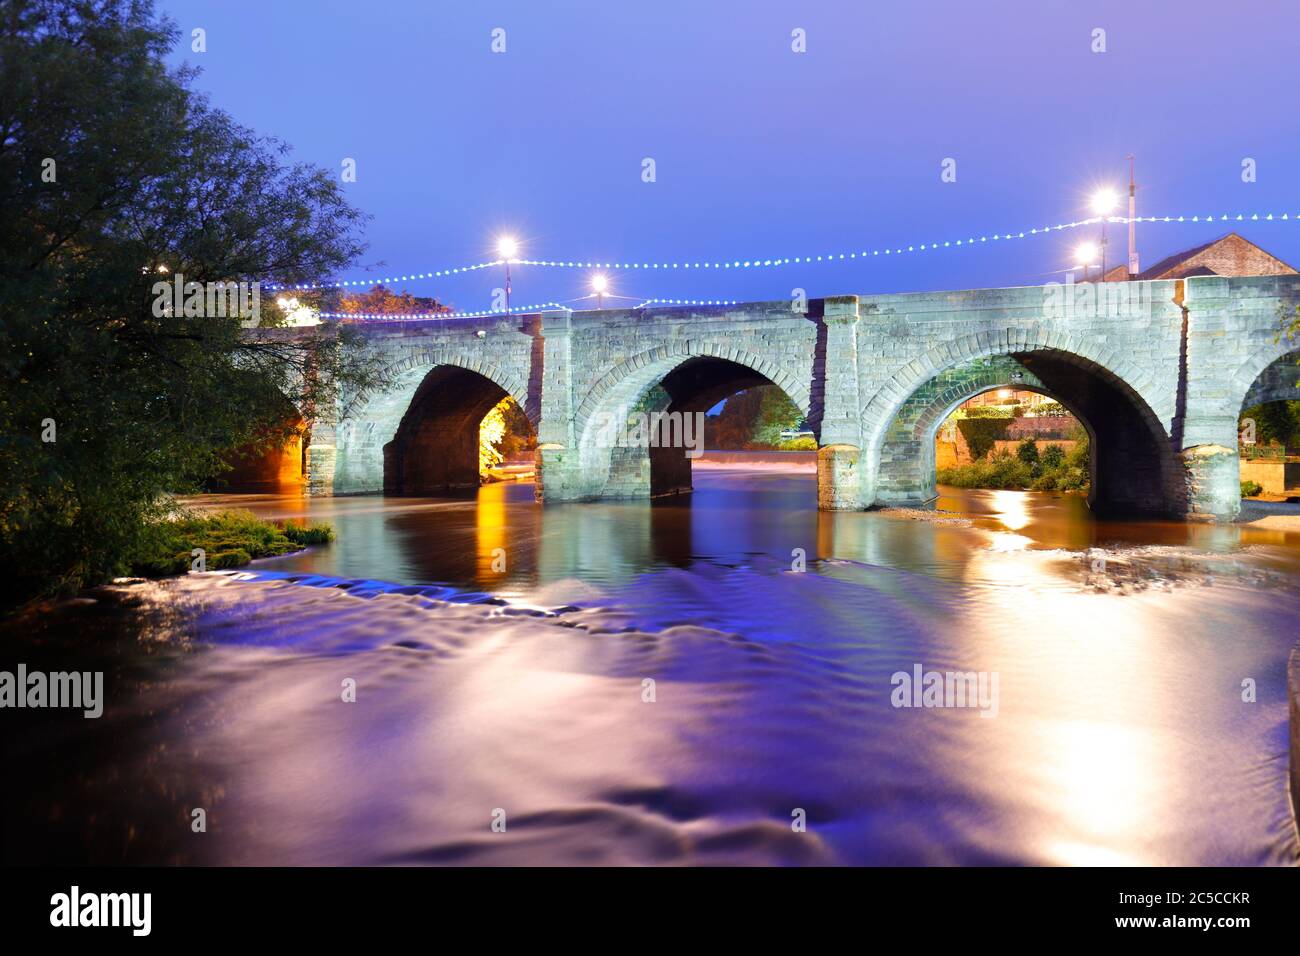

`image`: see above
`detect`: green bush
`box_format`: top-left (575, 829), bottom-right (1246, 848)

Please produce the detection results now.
top-left (1066, 428), bottom-right (1091, 472)
top-left (778, 436), bottom-right (818, 451)
top-left (937, 452), bottom-right (1033, 489)
top-left (963, 405), bottom-right (1015, 419)
top-left (208, 549), bottom-right (252, 569)
top-left (127, 511), bottom-right (333, 578)
top-left (1039, 444), bottom-right (1066, 470)
top-left (281, 523), bottom-right (335, 545)
top-left (938, 437), bottom-right (1091, 493)
top-left (1240, 480), bottom-right (1263, 498)
top-left (1016, 438), bottom-right (1039, 465)
top-left (956, 417), bottom-right (1013, 459)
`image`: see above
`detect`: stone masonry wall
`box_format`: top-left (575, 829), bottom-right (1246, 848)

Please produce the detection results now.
top-left (312, 275), bottom-right (1300, 520)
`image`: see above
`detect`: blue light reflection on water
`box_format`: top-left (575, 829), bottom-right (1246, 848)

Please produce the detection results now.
top-left (132, 469), bottom-right (1300, 866)
top-left (8, 467), bottom-right (1299, 866)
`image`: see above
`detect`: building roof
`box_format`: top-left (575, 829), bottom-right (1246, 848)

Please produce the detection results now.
top-left (1102, 232), bottom-right (1299, 281)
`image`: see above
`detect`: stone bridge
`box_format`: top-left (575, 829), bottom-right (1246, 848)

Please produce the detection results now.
top-left (296, 274), bottom-right (1300, 522)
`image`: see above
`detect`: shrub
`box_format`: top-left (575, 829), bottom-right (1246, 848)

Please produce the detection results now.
top-left (1039, 444), bottom-right (1066, 470)
top-left (282, 523), bottom-right (335, 545)
top-left (1066, 428), bottom-right (1091, 472)
top-left (1056, 467), bottom-right (1088, 492)
top-left (778, 436), bottom-right (818, 451)
top-left (963, 405), bottom-right (1014, 419)
top-left (937, 453), bottom-right (1033, 490)
top-left (127, 511), bottom-right (333, 578)
top-left (1015, 438), bottom-right (1039, 465)
top-left (1240, 480), bottom-right (1263, 498)
top-left (937, 435), bottom-right (1091, 494)
top-left (956, 417), bottom-right (1013, 459)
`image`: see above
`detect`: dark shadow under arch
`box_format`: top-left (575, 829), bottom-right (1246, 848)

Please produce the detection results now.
top-left (207, 395), bottom-right (307, 494)
top-left (1241, 351), bottom-right (1300, 410)
top-left (384, 365), bottom-right (534, 496)
top-left (605, 356), bottom-right (804, 498)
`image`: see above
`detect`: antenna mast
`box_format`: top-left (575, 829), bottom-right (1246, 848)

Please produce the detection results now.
top-left (1127, 155), bottom-right (1139, 279)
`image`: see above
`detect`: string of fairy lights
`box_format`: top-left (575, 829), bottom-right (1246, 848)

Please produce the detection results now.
top-left (263, 211), bottom-right (1300, 320)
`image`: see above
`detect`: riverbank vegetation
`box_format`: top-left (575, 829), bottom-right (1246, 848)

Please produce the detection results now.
top-left (479, 397), bottom-right (535, 475)
top-left (938, 436), bottom-right (1091, 492)
top-left (129, 512), bottom-right (334, 577)
top-left (704, 385), bottom-right (812, 450)
top-left (0, 1), bottom-right (385, 608)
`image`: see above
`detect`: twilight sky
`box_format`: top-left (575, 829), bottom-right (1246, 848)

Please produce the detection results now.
top-left (160, 0), bottom-right (1300, 312)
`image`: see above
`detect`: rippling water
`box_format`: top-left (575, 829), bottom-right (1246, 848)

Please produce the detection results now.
top-left (5, 461), bottom-right (1300, 865)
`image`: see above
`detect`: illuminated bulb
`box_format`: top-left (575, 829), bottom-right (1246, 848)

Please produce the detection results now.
top-left (1091, 188), bottom-right (1119, 216)
top-left (497, 236), bottom-right (518, 260)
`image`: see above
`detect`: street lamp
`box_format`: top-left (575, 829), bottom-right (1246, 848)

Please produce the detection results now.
top-left (591, 273), bottom-right (608, 309)
top-left (1075, 241), bottom-right (1099, 281)
top-left (496, 236), bottom-right (518, 313)
top-left (1090, 188), bottom-right (1119, 279)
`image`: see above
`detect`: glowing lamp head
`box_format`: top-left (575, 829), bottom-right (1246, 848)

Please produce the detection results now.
top-left (496, 236), bottom-right (518, 260)
top-left (1090, 188), bottom-right (1119, 216)
top-left (591, 273), bottom-right (609, 294)
top-left (1075, 241), bottom-right (1099, 267)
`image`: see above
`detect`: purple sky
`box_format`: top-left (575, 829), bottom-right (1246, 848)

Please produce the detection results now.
top-left (161, 0), bottom-right (1300, 312)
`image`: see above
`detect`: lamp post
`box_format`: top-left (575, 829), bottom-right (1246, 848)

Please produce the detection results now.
top-left (1090, 189), bottom-right (1119, 280)
top-left (496, 236), bottom-right (518, 313)
top-left (1075, 241), bottom-right (1099, 282)
top-left (591, 273), bottom-right (608, 310)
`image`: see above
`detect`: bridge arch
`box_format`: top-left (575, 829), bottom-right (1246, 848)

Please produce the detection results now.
top-left (207, 389), bottom-right (311, 493)
top-left (866, 336), bottom-right (1184, 515)
top-left (1232, 343), bottom-right (1300, 412)
top-left (567, 340), bottom-right (812, 499)
top-left (332, 351), bottom-right (535, 496)
top-left (341, 350), bottom-right (532, 428)
top-left (574, 340), bottom-right (811, 442)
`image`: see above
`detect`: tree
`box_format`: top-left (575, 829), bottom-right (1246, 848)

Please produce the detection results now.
top-left (479, 399), bottom-right (509, 472)
top-left (1240, 401), bottom-right (1300, 449)
top-left (703, 385), bottom-right (803, 449)
top-left (0, 0), bottom-right (386, 606)
top-left (337, 284), bottom-right (450, 316)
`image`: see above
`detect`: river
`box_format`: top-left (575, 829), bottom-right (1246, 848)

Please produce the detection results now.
top-left (5, 457), bottom-right (1299, 865)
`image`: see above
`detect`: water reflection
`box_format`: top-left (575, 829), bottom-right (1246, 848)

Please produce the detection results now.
top-left (186, 476), bottom-right (1300, 599)
top-left (11, 467), bottom-right (1291, 866)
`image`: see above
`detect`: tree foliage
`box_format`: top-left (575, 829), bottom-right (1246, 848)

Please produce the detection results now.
top-left (1240, 401), bottom-right (1300, 450)
top-left (0, 0), bottom-right (386, 606)
top-left (337, 284), bottom-right (450, 316)
top-left (704, 385), bottom-right (804, 449)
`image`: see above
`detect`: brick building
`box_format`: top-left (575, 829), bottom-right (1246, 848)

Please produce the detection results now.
top-left (1102, 232), bottom-right (1297, 282)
